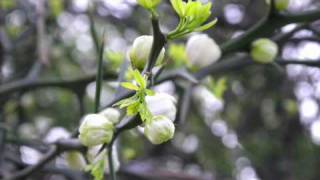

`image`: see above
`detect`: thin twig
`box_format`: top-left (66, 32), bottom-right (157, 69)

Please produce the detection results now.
top-left (94, 32), bottom-right (105, 113)
top-left (4, 139), bottom-right (84, 180)
top-left (143, 15), bottom-right (166, 75)
top-left (36, 0), bottom-right (49, 65)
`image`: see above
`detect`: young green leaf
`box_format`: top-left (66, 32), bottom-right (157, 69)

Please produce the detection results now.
top-left (168, 0), bottom-right (216, 40)
top-left (126, 102), bottom-right (140, 116)
top-left (208, 77), bottom-right (227, 99)
top-left (121, 82), bottom-right (139, 91)
top-left (85, 152), bottom-right (106, 180)
top-left (138, 102), bottom-right (153, 124)
top-left (170, 0), bottom-right (186, 17)
top-left (194, 18), bottom-right (218, 32)
top-left (132, 70), bottom-right (146, 89)
top-left (145, 89), bottom-right (156, 96)
top-left (113, 95), bottom-right (138, 109)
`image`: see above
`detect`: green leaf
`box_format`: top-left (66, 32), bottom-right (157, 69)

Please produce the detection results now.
top-left (91, 156), bottom-right (105, 180)
top-left (121, 82), bottom-right (139, 91)
top-left (145, 89), bottom-right (156, 96)
top-left (49, 0), bottom-right (63, 17)
top-left (113, 95), bottom-right (138, 109)
top-left (105, 50), bottom-right (124, 70)
top-left (127, 102), bottom-right (140, 116)
top-left (137, 0), bottom-right (161, 10)
top-left (1, 0), bottom-right (16, 9)
top-left (132, 70), bottom-right (146, 89)
top-left (194, 18), bottom-right (218, 32)
top-left (168, 43), bottom-right (188, 67)
top-left (170, 0), bottom-right (186, 17)
top-left (138, 102), bottom-right (153, 124)
top-left (208, 77), bottom-right (227, 99)
top-left (168, 0), bottom-right (215, 40)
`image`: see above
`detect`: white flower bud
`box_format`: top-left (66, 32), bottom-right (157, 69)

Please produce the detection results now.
top-left (250, 38), bottom-right (278, 64)
top-left (186, 34), bottom-right (221, 69)
top-left (20, 146), bottom-right (42, 165)
top-left (192, 86), bottom-right (224, 118)
top-left (145, 93), bottom-right (177, 121)
top-left (65, 151), bottom-right (87, 170)
top-left (99, 108), bottom-right (121, 124)
top-left (44, 127), bottom-right (70, 143)
top-left (78, 114), bottom-right (114, 147)
top-left (144, 116), bottom-right (175, 144)
top-left (128, 35), bottom-right (165, 70)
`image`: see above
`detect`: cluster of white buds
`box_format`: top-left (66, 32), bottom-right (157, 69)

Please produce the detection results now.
top-left (78, 108), bottom-right (120, 147)
top-left (144, 92), bottom-right (177, 144)
top-left (186, 34), bottom-right (221, 69)
top-left (128, 35), bottom-right (165, 70)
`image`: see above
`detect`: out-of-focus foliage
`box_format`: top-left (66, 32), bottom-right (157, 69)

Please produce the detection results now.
top-left (1, 0), bottom-right (320, 180)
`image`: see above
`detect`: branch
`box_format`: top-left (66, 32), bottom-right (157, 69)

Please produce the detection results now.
top-left (35, 0), bottom-right (49, 65)
top-left (0, 72), bottom-right (117, 98)
top-left (143, 15), bottom-right (166, 75)
top-left (276, 59), bottom-right (320, 67)
top-left (221, 7), bottom-right (320, 54)
top-left (4, 139), bottom-right (84, 180)
top-left (280, 9), bottom-right (320, 24)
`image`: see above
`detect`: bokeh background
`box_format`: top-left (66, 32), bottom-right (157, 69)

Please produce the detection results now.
top-left (1, 0), bottom-right (320, 179)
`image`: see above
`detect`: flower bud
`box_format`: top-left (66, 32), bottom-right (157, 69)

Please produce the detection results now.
top-left (145, 93), bottom-right (177, 121)
top-left (144, 116), bottom-right (175, 144)
top-left (275, 0), bottom-right (289, 11)
top-left (78, 114), bottom-right (114, 147)
top-left (137, 0), bottom-right (161, 10)
top-left (266, 0), bottom-right (289, 11)
top-left (99, 108), bottom-right (121, 124)
top-left (44, 127), bottom-right (70, 143)
top-left (192, 86), bottom-right (224, 117)
top-left (128, 35), bottom-right (165, 70)
top-left (186, 34), bottom-right (221, 69)
top-left (250, 38), bottom-right (278, 64)
top-left (65, 151), bottom-right (87, 170)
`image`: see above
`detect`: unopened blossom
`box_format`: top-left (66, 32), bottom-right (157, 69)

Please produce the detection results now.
top-left (145, 92), bottom-right (177, 121)
top-left (128, 35), bottom-right (165, 70)
top-left (250, 38), bottom-right (278, 64)
top-left (144, 116), bottom-right (175, 144)
top-left (78, 114), bottom-right (114, 147)
top-left (65, 151), bottom-right (87, 170)
top-left (186, 34), bottom-right (221, 69)
top-left (99, 108), bottom-right (121, 124)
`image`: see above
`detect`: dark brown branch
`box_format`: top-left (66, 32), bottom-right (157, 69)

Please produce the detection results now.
top-left (276, 59), bottom-right (320, 67)
top-left (143, 16), bottom-right (166, 75)
top-left (0, 72), bottom-right (117, 98)
top-left (221, 7), bottom-right (320, 54)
